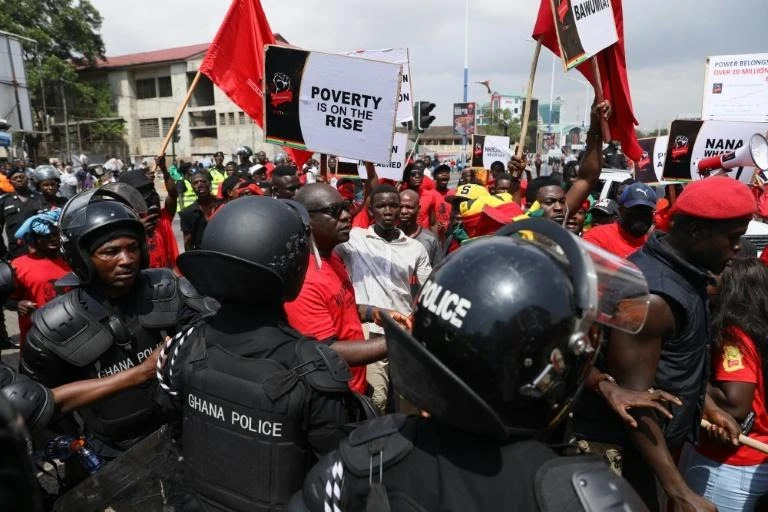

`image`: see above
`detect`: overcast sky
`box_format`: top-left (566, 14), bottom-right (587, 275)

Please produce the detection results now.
top-left (89, 0), bottom-right (765, 131)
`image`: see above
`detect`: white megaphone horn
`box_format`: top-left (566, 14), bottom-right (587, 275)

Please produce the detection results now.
top-left (697, 133), bottom-right (768, 175)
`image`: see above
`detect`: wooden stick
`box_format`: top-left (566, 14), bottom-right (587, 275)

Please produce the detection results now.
top-left (518, 39), bottom-right (542, 160)
top-left (701, 419), bottom-right (768, 455)
top-left (589, 57), bottom-right (611, 144)
top-left (158, 70), bottom-right (202, 157)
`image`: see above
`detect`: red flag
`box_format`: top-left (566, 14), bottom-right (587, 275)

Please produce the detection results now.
top-left (557, 0), bottom-right (570, 23)
top-left (200, 0), bottom-right (312, 168)
top-left (532, 0), bottom-right (643, 161)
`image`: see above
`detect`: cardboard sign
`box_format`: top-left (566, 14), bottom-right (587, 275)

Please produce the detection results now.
top-left (346, 48), bottom-right (413, 123)
top-left (702, 53), bottom-right (768, 123)
top-left (356, 132), bottom-right (409, 181)
top-left (453, 103), bottom-right (476, 136)
top-left (264, 45), bottom-right (401, 163)
top-left (471, 135), bottom-right (511, 169)
top-left (550, 0), bottom-right (618, 70)
top-left (662, 119), bottom-right (768, 183)
top-left (635, 136), bottom-right (667, 184)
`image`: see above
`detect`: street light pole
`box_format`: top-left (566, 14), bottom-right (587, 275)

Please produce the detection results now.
top-left (548, 53), bottom-right (555, 132)
top-left (59, 80), bottom-right (71, 163)
top-left (462, 0), bottom-right (470, 164)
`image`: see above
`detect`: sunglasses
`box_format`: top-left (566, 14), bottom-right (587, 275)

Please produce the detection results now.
top-left (307, 201), bottom-right (352, 219)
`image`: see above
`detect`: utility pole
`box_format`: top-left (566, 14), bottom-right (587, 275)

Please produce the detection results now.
top-left (60, 80), bottom-right (71, 163)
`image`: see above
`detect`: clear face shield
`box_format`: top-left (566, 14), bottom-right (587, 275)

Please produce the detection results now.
top-left (497, 219), bottom-right (650, 424)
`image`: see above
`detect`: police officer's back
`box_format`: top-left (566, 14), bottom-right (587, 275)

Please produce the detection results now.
top-left (158, 196), bottom-right (362, 511)
top-left (290, 219), bottom-right (650, 512)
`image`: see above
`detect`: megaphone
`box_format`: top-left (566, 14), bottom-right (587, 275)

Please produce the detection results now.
top-left (697, 133), bottom-right (768, 174)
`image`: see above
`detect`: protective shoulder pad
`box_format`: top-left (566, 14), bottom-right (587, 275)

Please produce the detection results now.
top-left (535, 455), bottom-right (648, 512)
top-left (0, 259), bottom-right (14, 303)
top-left (295, 339), bottom-right (351, 393)
top-left (338, 414), bottom-right (414, 478)
top-left (178, 276), bottom-right (220, 318)
top-left (138, 268), bottom-right (183, 328)
top-left (32, 291), bottom-right (114, 367)
top-left (1, 378), bottom-right (55, 432)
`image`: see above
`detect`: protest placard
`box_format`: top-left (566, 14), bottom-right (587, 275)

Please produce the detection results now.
top-left (453, 103), bottom-right (476, 136)
top-left (635, 136), bottom-right (667, 183)
top-left (549, 0), bottom-right (618, 70)
top-left (346, 49), bottom-right (413, 123)
top-left (264, 45), bottom-right (401, 163)
top-left (356, 132), bottom-right (408, 181)
top-left (471, 135), bottom-right (511, 169)
top-left (662, 119), bottom-right (768, 184)
top-left (702, 53), bottom-right (768, 123)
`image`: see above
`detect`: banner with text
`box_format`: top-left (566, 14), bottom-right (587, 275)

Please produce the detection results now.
top-left (550, 0), bottom-right (618, 70)
top-left (356, 132), bottom-right (408, 181)
top-left (702, 53), bottom-right (768, 123)
top-left (264, 45), bottom-right (401, 163)
top-left (635, 136), bottom-right (667, 183)
top-left (453, 102), bottom-right (476, 137)
top-left (471, 134), bottom-right (511, 169)
top-left (662, 119), bottom-right (768, 183)
top-left (346, 48), bottom-right (413, 124)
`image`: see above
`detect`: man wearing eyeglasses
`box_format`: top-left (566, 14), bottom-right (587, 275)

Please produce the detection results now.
top-left (285, 184), bottom-right (411, 396)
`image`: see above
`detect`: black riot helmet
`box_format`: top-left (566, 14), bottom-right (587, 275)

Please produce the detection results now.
top-left (235, 145), bottom-right (253, 157)
top-left (177, 196), bottom-right (310, 303)
top-left (384, 218), bottom-right (649, 441)
top-left (59, 187), bottom-right (148, 284)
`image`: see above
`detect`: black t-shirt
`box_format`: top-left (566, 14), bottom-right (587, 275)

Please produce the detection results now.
top-left (179, 199), bottom-right (223, 250)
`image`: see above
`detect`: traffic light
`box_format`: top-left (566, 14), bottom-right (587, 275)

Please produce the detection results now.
top-left (172, 126), bottom-right (181, 143)
top-left (413, 101), bottom-right (436, 132)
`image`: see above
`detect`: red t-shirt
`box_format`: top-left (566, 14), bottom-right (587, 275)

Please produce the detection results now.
top-left (699, 327), bottom-right (768, 465)
top-left (147, 209), bottom-right (179, 271)
top-left (284, 253), bottom-right (367, 394)
top-left (416, 189), bottom-right (439, 229)
top-left (10, 254), bottom-right (71, 345)
top-left (433, 188), bottom-right (453, 240)
top-left (582, 222), bottom-right (647, 259)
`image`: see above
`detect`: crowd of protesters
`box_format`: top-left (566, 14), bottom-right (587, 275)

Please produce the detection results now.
top-left (1, 96), bottom-right (768, 511)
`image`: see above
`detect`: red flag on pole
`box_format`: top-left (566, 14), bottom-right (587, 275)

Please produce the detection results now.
top-left (532, 0), bottom-right (643, 161)
top-left (200, 0), bottom-right (312, 168)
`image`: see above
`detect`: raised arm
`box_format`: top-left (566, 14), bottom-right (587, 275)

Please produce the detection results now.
top-left (564, 98), bottom-right (610, 216)
top-left (156, 154), bottom-right (178, 216)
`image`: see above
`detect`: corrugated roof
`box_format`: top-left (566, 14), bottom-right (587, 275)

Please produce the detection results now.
top-left (88, 34), bottom-right (289, 70)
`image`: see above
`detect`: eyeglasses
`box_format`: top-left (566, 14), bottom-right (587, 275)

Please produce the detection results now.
top-left (307, 201), bottom-right (351, 219)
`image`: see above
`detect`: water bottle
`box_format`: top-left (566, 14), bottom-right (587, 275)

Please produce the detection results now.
top-left (43, 435), bottom-right (79, 460)
top-left (75, 441), bottom-right (104, 474)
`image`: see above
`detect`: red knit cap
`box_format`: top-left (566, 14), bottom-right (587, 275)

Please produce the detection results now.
top-left (670, 176), bottom-right (756, 220)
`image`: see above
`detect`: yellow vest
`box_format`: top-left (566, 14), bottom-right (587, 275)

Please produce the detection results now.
top-left (180, 179), bottom-right (197, 209)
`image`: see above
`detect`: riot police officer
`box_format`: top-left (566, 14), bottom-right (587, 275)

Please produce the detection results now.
top-left (33, 165), bottom-right (68, 209)
top-left (158, 196), bottom-right (367, 511)
top-left (289, 218), bottom-right (650, 511)
top-left (235, 145), bottom-right (253, 174)
top-left (20, 187), bottom-right (215, 464)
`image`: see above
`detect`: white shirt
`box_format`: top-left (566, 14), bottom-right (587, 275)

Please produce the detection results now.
top-left (336, 225), bottom-right (432, 333)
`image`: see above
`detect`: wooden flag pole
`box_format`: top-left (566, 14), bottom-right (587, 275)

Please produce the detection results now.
top-left (589, 57), bottom-right (611, 144)
top-left (518, 40), bottom-right (542, 161)
top-left (701, 419), bottom-right (768, 455)
top-left (158, 70), bottom-right (203, 157)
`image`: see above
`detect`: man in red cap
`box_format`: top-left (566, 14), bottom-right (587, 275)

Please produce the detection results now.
top-left (574, 176), bottom-right (755, 512)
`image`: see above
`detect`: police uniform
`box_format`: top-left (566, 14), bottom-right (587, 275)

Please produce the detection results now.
top-left (292, 414), bottom-right (645, 512)
top-left (158, 196), bottom-right (371, 512)
top-left (0, 191), bottom-right (47, 258)
top-left (208, 166), bottom-right (227, 194)
top-left (20, 269), bottom-right (214, 453)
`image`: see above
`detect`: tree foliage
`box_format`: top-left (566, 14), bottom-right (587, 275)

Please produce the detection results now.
top-left (0, 0), bottom-right (121, 143)
top-left (478, 108), bottom-right (522, 141)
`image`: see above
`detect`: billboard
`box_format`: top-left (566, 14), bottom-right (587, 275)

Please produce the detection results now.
top-left (453, 102), bottom-right (476, 136)
top-left (0, 33), bottom-right (34, 132)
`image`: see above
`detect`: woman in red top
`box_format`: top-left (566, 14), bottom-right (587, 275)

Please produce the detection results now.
top-left (9, 211), bottom-right (71, 347)
top-left (682, 257), bottom-right (768, 511)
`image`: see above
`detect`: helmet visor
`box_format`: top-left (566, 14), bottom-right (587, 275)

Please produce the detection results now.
top-left (524, 231), bottom-right (650, 334)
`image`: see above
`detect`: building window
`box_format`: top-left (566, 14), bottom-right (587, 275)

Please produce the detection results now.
top-left (161, 117), bottom-right (173, 134)
top-left (158, 76), bottom-right (173, 97)
top-left (239, 112), bottom-right (246, 124)
top-left (219, 113), bottom-right (226, 125)
top-left (139, 118), bottom-right (160, 138)
top-left (136, 78), bottom-right (156, 99)
top-left (228, 112), bottom-right (235, 125)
